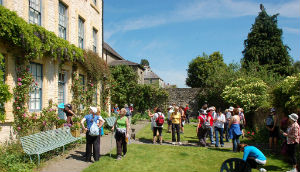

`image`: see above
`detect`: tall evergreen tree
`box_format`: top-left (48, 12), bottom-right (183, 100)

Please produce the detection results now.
top-left (242, 4), bottom-right (292, 76)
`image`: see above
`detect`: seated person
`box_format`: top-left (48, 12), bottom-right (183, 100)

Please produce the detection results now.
top-left (238, 144), bottom-right (267, 172)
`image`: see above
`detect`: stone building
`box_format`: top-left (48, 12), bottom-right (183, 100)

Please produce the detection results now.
top-left (103, 42), bottom-right (145, 84)
top-left (0, 0), bottom-right (103, 122)
top-left (144, 66), bottom-right (165, 88)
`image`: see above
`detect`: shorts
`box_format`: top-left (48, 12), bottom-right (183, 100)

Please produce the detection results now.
top-left (181, 120), bottom-right (185, 127)
top-left (167, 119), bottom-right (172, 125)
top-left (153, 127), bottom-right (163, 136)
top-left (268, 126), bottom-right (279, 138)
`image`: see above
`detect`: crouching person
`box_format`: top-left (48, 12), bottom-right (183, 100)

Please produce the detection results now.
top-left (112, 108), bottom-right (130, 160)
top-left (238, 144), bottom-right (267, 172)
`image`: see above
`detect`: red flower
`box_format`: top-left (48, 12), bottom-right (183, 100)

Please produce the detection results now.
top-left (247, 131), bottom-right (250, 134)
top-left (251, 132), bottom-right (255, 135)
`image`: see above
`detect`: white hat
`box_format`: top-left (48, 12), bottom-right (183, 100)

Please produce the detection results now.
top-left (208, 107), bottom-right (214, 111)
top-left (229, 107), bottom-right (234, 111)
top-left (90, 106), bottom-right (97, 114)
top-left (289, 113), bottom-right (298, 122)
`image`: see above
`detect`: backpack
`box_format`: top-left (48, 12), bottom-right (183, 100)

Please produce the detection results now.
top-left (89, 122), bottom-right (100, 136)
top-left (155, 113), bottom-right (164, 126)
top-left (201, 115), bottom-right (211, 130)
top-left (266, 115), bottom-right (274, 126)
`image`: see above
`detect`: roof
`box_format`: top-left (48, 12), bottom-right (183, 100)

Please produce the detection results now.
top-left (144, 66), bottom-right (162, 80)
top-left (103, 42), bottom-right (124, 60)
top-left (109, 60), bottom-right (145, 70)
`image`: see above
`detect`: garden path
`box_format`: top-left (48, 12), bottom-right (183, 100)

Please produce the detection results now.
top-left (38, 120), bottom-right (148, 172)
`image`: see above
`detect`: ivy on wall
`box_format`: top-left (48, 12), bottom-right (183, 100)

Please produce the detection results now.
top-left (0, 6), bottom-right (111, 135)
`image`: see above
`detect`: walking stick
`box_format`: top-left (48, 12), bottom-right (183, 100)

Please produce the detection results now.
top-left (105, 117), bottom-right (116, 157)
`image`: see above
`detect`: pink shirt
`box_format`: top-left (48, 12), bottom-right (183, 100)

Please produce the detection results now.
top-left (287, 122), bottom-right (300, 144)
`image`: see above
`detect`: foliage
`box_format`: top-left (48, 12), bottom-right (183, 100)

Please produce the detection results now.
top-left (56, 119), bottom-right (66, 126)
top-left (70, 122), bottom-right (80, 131)
top-left (38, 99), bottom-right (58, 131)
top-left (132, 84), bottom-right (169, 112)
top-left (222, 76), bottom-right (269, 113)
top-left (293, 61), bottom-right (300, 74)
top-left (0, 53), bottom-right (12, 122)
top-left (71, 68), bottom-right (83, 116)
top-left (140, 59), bottom-right (149, 66)
top-left (110, 65), bottom-right (138, 107)
top-left (82, 50), bottom-right (110, 83)
top-left (272, 73), bottom-right (300, 112)
top-left (12, 60), bottom-right (35, 136)
top-left (0, 6), bottom-right (83, 62)
top-left (131, 112), bottom-right (149, 124)
top-left (241, 5), bottom-right (292, 76)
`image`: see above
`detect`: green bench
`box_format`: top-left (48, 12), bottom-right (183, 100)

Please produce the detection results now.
top-left (20, 127), bottom-right (81, 165)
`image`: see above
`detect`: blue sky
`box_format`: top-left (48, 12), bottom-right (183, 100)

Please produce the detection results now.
top-left (103, 0), bottom-right (300, 88)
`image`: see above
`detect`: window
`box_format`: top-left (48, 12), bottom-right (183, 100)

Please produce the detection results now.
top-left (29, 63), bottom-right (43, 112)
top-left (93, 0), bottom-right (97, 6)
top-left (59, 2), bottom-right (67, 39)
top-left (29, 0), bottom-right (41, 25)
top-left (78, 17), bottom-right (84, 49)
top-left (93, 28), bottom-right (97, 52)
top-left (92, 85), bottom-right (97, 105)
top-left (58, 71), bottom-right (66, 105)
top-left (0, 0), bottom-right (3, 5)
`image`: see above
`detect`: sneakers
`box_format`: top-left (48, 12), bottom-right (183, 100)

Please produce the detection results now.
top-left (178, 142), bottom-right (182, 145)
top-left (259, 168), bottom-right (267, 172)
top-left (286, 168), bottom-right (298, 172)
top-left (172, 142), bottom-right (176, 145)
top-left (116, 155), bottom-right (122, 160)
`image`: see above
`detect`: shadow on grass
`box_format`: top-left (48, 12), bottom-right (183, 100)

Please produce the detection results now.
top-left (207, 147), bottom-right (233, 152)
top-left (264, 165), bottom-right (286, 171)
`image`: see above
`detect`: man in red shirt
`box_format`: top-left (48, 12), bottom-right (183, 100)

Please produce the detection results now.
top-left (184, 104), bottom-right (190, 124)
top-left (207, 107), bottom-right (215, 145)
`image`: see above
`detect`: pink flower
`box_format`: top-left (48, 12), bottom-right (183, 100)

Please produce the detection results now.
top-left (33, 116), bottom-right (37, 120)
top-left (17, 78), bottom-right (22, 82)
top-left (251, 132), bottom-right (255, 135)
top-left (23, 113), bottom-right (26, 117)
top-left (26, 68), bottom-right (30, 71)
top-left (91, 83), bottom-right (94, 87)
top-left (17, 107), bottom-right (20, 110)
top-left (35, 82), bottom-right (38, 86)
top-left (18, 82), bottom-right (22, 86)
top-left (247, 131), bottom-right (250, 134)
top-left (49, 108), bottom-right (53, 112)
top-left (17, 127), bottom-right (21, 130)
top-left (43, 121), bottom-right (46, 125)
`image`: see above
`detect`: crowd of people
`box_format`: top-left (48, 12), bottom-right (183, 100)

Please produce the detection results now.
top-left (57, 102), bottom-right (299, 172)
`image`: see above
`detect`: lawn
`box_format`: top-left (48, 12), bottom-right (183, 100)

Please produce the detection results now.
top-left (83, 123), bottom-right (290, 172)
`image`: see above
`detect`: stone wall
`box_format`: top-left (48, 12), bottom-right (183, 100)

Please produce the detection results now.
top-left (165, 88), bottom-right (201, 115)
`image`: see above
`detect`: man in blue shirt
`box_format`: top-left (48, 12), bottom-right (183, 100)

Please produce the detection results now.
top-left (238, 144), bottom-right (267, 172)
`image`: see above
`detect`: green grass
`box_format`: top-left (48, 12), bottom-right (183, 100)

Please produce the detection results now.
top-left (136, 123), bottom-right (199, 143)
top-left (83, 144), bottom-right (289, 172)
top-left (83, 123), bottom-right (290, 172)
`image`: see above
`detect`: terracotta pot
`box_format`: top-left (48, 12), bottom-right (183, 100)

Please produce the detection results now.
top-left (71, 129), bottom-right (80, 137)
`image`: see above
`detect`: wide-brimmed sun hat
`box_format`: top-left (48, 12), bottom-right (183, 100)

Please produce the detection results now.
top-left (229, 107), bottom-right (234, 111)
top-left (58, 103), bottom-right (64, 109)
top-left (289, 113), bottom-right (298, 122)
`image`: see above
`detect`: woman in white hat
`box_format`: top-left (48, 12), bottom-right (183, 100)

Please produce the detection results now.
top-left (281, 113), bottom-right (300, 172)
top-left (81, 107), bottom-right (104, 162)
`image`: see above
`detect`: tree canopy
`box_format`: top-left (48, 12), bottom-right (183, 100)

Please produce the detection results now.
top-left (140, 59), bottom-right (150, 66)
top-left (241, 5), bottom-right (292, 76)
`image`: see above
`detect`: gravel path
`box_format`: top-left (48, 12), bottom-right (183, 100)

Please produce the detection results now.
top-left (38, 120), bottom-right (148, 172)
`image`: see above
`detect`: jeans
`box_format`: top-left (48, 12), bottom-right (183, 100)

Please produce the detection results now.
top-left (198, 128), bottom-right (208, 146)
top-left (214, 127), bottom-right (224, 147)
top-left (209, 126), bottom-right (215, 144)
top-left (232, 134), bottom-right (240, 152)
top-left (86, 131), bottom-right (100, 161)
top-left (225, 123), bottom-right (229, 142)
top-left (172, 123), bottom-right (180, 142)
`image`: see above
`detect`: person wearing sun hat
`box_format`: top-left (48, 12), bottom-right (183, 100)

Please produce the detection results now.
top-left (281, 113), bottom-right (300, 172)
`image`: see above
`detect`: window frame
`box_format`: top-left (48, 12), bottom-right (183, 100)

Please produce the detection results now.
top-left (59, 2), bottom-right (68, 40)
top-left (78, 17), bottom-right (85, 49)
top-left (92, 28), bottom-right (97, 53)
top-left (29, 62), bottom-right (43, 112)
top-left (58, 71), bottom-right (66, 105)
top-left (29, 0), bottom-right (42, 25)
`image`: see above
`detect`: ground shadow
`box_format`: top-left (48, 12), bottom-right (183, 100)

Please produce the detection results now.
top-left (264, 165), bottom-right (286, 171)
top-left (66, 150), bottom-right (86, 162)
top-left (207, 147), bottom-right (233, 152)
top-left (137, 137), bottom-right (154, 144)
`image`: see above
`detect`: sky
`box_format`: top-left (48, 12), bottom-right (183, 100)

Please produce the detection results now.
top-left (103, 0), bottom-right (300, 88)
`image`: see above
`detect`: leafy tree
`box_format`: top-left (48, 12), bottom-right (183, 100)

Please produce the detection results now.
top-left (186, 52), bottom-right (227, 88)
top-left (222, 76), bottom-right (269, 113)
top-left (272, 73), bottom-right (300, 112)
top-left (140, 59), bottom-right (150, 66)
top-left (293, 61), bottom-right (300, 74)
top-left (242, 4), bottom-right (292, 76)
top-left (110, 65), bottom-right (138, 107)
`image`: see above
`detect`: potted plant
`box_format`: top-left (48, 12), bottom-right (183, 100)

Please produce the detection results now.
top-left (56, 119), bottom-right (66, 129)
top-left (72, 116), bottom-right (81, 125)
top-left (70, 123), bottom-right (81, 137)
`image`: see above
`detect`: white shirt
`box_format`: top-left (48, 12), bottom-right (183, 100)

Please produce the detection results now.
top-left (167, 109), bottom-right (174, 119)
top-left (153, 112), bottom-right (165, 128)
top-left (214, 113), bottom-right (225, 128)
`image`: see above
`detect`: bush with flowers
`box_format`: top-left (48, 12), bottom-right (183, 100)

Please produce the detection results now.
top-left (38, 99), bottom-right (58, 131)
